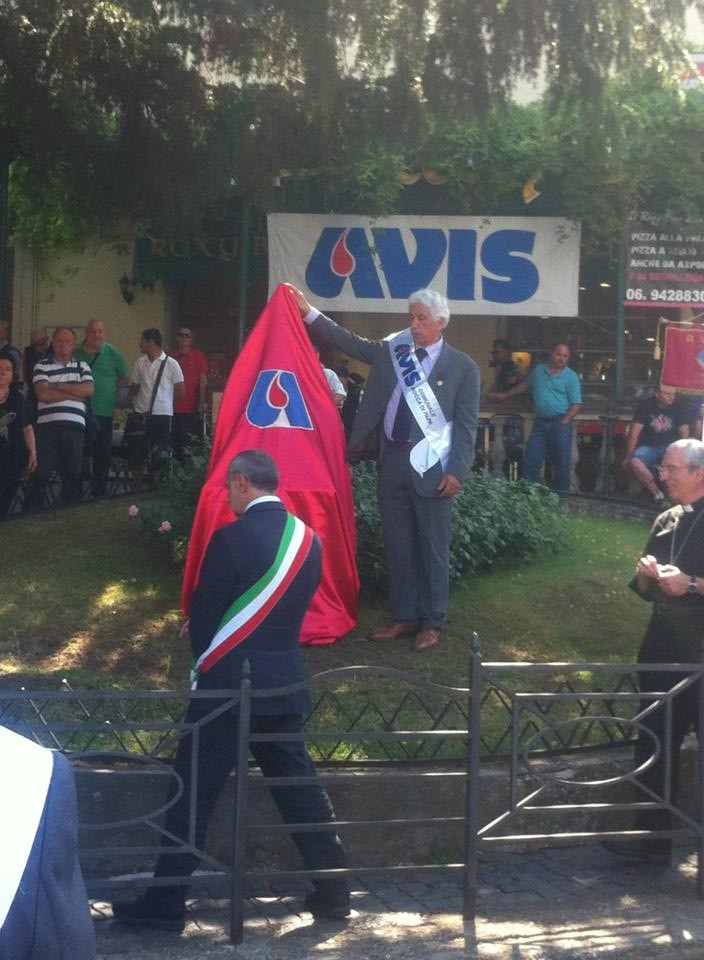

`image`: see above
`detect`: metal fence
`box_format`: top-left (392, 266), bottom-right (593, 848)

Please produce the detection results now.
top-left (2, 667), bottom-right (646, 763)
top-left (478, 658), bottom-right (704, 868)
top-left (2, 638), bottom-right (703, 944)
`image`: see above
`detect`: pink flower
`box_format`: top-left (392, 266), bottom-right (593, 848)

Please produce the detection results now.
top-left (128, 504), bottom-right (139, 517)
top-left (158, 520), bottom-right (172, 534)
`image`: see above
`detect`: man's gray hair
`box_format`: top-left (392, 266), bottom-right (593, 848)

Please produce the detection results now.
top-left (227, 450), bottom-right (279, 491)
top-left (669, 438), bottom-right (704, 471)
top-left (53, 326), bottom-right (76, 340)
top-left (408, 289), bottom-right (450, 328)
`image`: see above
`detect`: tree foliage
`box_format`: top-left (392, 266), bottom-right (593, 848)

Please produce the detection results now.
top-left (2, 0), bottom-right (704, 252)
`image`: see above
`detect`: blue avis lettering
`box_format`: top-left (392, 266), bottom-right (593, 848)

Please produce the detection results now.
top-left (305, 227), bottom-right (539, 303)
top-left (394, 344), bottom-right (421, 387)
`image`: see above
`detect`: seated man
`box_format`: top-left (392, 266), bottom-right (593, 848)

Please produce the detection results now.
top-left (624, 387), bottom-right (689, 503)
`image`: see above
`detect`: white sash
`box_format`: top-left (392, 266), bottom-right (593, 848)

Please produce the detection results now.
top-left (0, 727), bottom-right (53, 930)
top-left (388, 330), bottom-right (452, 476)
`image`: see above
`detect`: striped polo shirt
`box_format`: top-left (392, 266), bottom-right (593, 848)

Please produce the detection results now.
top-left (33, 357), bottom-right (94, 429)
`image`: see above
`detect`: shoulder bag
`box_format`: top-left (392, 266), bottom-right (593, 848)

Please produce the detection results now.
top-left (124, 358), bottom-right (167, 444)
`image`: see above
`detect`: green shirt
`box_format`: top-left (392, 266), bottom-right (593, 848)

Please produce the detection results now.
top-left (74, 342), bottom-right (129, 417)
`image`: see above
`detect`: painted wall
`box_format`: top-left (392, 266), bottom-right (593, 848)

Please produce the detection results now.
top-left (13, 236), bottom-right (167, 371)
top-left (12, 234), bottom-right (502, 391)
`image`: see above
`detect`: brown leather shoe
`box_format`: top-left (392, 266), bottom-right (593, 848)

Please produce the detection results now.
top-left (371, 622), bottom-right (418, 642)
top-left (414, 628), bottom-right (441, 651)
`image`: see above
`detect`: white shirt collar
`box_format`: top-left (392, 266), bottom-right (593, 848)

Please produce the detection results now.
top-left (422, 337), bottom-right (444, 362)
top-left (245, 495), bottom-right (281, 512)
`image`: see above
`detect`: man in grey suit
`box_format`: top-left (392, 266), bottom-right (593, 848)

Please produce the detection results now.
top-left (289, 285), bottom-right (480, 652)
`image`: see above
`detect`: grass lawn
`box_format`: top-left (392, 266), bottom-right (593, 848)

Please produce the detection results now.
top-left (0, 497), bottom-right (654, 692)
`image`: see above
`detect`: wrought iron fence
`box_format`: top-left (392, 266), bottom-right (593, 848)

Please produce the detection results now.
top-left (1, 666), bottom-right (646, 763)
top-left (3, 641), bottom-right (704, 945)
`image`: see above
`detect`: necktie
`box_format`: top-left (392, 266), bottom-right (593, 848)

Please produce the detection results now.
top-left (391, 348), bottom-right (427, 443)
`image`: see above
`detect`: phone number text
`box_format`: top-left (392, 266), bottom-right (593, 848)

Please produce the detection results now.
top-left (626, 287), bottom-right (704, 303)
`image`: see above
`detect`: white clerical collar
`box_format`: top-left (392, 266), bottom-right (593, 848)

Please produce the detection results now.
top-left (245, 495), bottom-right (281, 512)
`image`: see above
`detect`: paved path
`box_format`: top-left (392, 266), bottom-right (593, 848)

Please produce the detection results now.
top-left (93, 842), bottom-right (704, 959)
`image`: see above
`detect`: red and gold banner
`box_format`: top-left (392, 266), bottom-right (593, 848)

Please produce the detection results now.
top-left (661, 325), bottom-right (704, 393)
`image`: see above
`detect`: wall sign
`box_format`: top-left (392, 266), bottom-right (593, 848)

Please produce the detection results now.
top-left (268, 214), bottom-right (581, 316)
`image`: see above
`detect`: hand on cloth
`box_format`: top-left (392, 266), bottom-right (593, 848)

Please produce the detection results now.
top-left (285, 284), bottom-right (312, 317)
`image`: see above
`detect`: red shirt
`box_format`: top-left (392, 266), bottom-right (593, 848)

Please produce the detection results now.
top-left (168, 347), bottom-right (208, 414)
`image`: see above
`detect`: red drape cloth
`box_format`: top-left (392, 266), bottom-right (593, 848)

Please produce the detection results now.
top-left (181, 284), bottom-right (359, 645)
top-left (662, 325), bottom-right (704, 393)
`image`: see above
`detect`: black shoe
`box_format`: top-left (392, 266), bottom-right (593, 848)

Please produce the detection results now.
top-left (602, 838), bottom-right (672, 865)
top-left (112, 895), bottom-right (186, 932)
top-left (302, 891), bottom-right (351, 920)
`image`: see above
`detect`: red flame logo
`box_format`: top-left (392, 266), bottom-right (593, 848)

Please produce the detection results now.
top-left (331, 230), bottom-right (355, 276)
top-left (266, 372), bottom-right (289, 409)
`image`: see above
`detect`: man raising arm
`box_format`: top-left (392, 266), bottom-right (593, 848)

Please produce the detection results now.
top-left (288, 284), bottom-right (480, 652)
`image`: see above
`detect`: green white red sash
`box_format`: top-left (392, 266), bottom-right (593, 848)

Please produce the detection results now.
top-left (192, 513), bottom-right (314, 685)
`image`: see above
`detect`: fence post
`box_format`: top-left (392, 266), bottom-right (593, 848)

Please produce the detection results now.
top-left (230, 663), bottom-right (252, 944)
top-left (463, 631), bottom-right (482, 919)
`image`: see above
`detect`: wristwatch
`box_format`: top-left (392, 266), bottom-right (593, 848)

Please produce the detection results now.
top-left (688, 575), bottom-right (698, 595)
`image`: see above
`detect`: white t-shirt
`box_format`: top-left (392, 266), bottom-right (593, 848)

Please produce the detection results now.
top-left (323, 367), bottom-right (346, 397)
top-left (131, 352), bottom-right (184, 416)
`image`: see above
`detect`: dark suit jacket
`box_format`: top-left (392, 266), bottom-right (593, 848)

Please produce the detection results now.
top-left (0, 750), bottom-right (95, 960)
top-left (189, 500), bottom-right (322, 714)
top-left (310, 313), bottom-right (480, 496)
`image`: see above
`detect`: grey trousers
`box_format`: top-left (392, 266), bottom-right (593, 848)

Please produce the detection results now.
top-left (377, 447), bottom-right (453, 629)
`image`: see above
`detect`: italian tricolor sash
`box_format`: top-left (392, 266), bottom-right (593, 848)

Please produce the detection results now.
top-left (193, 513), bottom-right (314, 682)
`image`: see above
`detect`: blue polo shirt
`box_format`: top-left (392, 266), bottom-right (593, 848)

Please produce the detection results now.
top-left (526, 363), bottom-right (581, 418)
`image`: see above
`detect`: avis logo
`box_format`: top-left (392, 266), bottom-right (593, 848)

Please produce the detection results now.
top-left (393, 344), bottom-right (421, 388)
top-left (304, 227), bottom-right (539, 304)
top-left (246, 370), bottom-right (313, 430)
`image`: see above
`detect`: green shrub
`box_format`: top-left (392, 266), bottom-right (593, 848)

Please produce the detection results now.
top-left (135, 450), bottom-right (566, 589)
top-left (137, 439), bottom-right (212, 562)
top-left (352, 464), bottom-right (565, 593)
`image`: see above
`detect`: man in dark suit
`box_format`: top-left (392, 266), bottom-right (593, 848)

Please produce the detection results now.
top-left (112, 451), bottom-right (349, 931)
top-left (0, 726), bottom-right (96, 960)
top-left (289, 285), bottom-right (480, 652)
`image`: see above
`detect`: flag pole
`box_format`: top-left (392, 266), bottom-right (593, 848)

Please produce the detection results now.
top-left (237, 200), bottom-right (251, 355)
top-left (615, 226), bottom-right (626, 403)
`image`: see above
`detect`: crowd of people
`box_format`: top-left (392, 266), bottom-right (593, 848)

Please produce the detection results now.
top-left (487, 340), bottom-right (703, 501)
top-left (0, 311), bottom-right (370, 521)
top-left (0, 321), bottom-right (211, 518)
top-left (6, 304), bottom-right (699, 521)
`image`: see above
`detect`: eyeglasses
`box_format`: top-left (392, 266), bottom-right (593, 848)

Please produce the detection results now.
top-left (657, 464), bottom-right (688, 477)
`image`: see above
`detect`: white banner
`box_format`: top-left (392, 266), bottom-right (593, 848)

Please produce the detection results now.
top-left (268, 213), bottom-right (580, 316)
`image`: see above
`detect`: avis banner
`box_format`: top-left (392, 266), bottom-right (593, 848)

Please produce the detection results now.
top-left (268, 213), bottom-right (581, 316)
top-left (661, 324), bottom-right (704, 393)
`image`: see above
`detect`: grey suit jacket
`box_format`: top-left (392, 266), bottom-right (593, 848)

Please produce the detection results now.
top-left (310, 313), bottom-right (480, 497)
